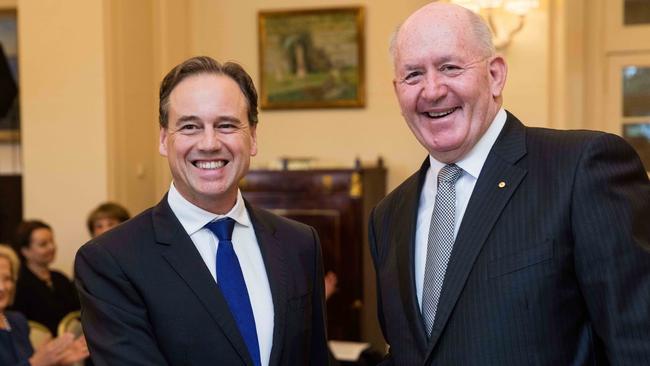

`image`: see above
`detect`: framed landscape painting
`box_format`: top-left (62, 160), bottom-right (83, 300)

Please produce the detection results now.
top-left (0, 10), bottom-right (18, 142)
top-left (258, 7), bottom-right (365, 109)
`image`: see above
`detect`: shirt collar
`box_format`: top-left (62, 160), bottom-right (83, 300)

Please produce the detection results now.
top-left (429, 107), bottom-right (507, 179)
top-left (167, 182), bottom-right (252, 236)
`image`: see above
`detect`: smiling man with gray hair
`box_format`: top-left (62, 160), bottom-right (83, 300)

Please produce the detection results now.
top-left (369, 2), bottom-right (650, 365)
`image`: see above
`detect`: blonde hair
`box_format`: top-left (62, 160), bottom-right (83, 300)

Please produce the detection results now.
top-left (0, 244), bottom-right (20, 282)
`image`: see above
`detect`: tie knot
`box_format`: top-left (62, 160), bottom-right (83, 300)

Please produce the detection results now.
top-left (438, 164), bottom-right (462, 184)
top-left (205, 217), bottom-right (235, 241)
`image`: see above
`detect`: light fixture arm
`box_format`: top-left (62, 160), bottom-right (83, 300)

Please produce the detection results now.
top-left (451, 0), bottom-right (538, 49)
top-left (485, 9), bottom-right (526, 50)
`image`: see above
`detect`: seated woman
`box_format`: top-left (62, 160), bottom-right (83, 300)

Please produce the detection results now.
top-left (0, 244), bottom-right (88, 366)
top-left (86, 202), bottom-right (130, 238)
top-left (10, 220), bottom-right (80, 335)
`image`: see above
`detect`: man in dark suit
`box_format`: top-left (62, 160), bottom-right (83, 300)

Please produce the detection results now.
top-left (75, 56), bottom-right (329, 366)
top-left (370, 3), bottom-right (650, 365)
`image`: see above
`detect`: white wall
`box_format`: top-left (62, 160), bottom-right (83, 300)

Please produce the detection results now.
top-left (19, 0), bottom-right (109, 274)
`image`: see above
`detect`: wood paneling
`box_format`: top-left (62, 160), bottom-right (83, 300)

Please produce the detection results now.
top-left (241, 163), bottom-right (386, 342)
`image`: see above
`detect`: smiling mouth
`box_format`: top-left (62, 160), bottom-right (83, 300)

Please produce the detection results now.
top-left (424, 107), bottom-right (459, 119)
top-left (193, 160), bottom-right (227, 169)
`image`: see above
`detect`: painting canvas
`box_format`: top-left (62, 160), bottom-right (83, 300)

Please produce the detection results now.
top-left (0, 10), bottom-right (18, 142)
top-left (258, 7), bottom-right (365, 109)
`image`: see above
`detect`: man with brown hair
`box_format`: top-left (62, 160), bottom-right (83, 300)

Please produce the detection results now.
top-left (75, 56), bottom-right (328, 366)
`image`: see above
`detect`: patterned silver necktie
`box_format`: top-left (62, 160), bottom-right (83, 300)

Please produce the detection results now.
top-left (422, 164), bottom-right (463, 338)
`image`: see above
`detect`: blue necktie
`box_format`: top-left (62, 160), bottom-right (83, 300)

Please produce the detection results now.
top-left (205, 218), bottom-right (261, 366)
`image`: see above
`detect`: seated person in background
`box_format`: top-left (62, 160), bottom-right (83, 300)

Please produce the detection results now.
top-left (0, 244), bottom-right (88, 366)
top-left (86, 202), bottom-right (130, 238)
top-left (10, 220), bottom-right (80, 336)
top-left (324, 270), bottom-right (338, 301)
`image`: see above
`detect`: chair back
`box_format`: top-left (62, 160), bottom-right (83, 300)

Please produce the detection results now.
top-left (57, 311), bottom-right (84, 366)
top-left (27, 320), bottom-right (52, 350)
top-left (58, 310), bottom-right (82, 338)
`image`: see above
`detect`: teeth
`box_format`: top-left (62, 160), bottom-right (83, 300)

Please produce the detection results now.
top-left (195, 161), bottom-right (225, 169)
top-left (426, 107), bottom-right (457, 118)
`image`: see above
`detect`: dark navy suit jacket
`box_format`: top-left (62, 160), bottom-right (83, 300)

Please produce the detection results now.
top-left (369, 112), bottom-right (650, 365)
top-left (0, 311), bottom-right (33, 366)
top-left (75, 197), bottom-right (329, 366)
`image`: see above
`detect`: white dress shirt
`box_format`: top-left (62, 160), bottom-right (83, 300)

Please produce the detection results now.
top-left (167, 184), bottom-right (274, 366)
top-left (415, 108), bottom-right (507, 309)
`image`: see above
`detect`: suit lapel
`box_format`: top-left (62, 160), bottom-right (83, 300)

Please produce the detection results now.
top-left (246, 203), bottom-right (288, 366)
top-left (152, 197), bottom-right (254, 366)
top-left (396, 160), bottom-right (431, 354)
top-left (426, 114), bottom-right (528, 356)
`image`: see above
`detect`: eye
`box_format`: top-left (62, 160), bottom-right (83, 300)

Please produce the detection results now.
top-left (402, 70), bottom-right (423, 84)
top-left (178, 123), bottom-right (201, 134)
top-left (217, 121), bottom-right (240, 133)
top-left (440, 64), bottom-right (463, 75)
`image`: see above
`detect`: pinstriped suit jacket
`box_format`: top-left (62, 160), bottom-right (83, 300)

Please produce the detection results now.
top-left (369, 112), bottom-right (650, 365)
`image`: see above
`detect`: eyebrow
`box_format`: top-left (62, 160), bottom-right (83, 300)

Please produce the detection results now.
top-left (176, 115), bottom-right (201, 124)
top-left (400, 56), bottom-right (459, 71)
top-left (175, 115), bottom-right (242, 124)
top-left (216, 116), bottom-right (242, 124)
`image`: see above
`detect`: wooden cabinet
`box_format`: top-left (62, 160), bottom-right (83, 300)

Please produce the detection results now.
top-left (0, 175), bottom-right (22, 243)
top-left (240, 161), bottom-right (386, 343)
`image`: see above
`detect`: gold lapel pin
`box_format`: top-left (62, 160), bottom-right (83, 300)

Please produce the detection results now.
top-left (498, 181), bottom-right (506, 188)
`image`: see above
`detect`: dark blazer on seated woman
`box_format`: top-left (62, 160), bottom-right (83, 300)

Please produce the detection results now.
top-left (0, 310), bottom-right (34, 366)
top-left (11, 266), bottom-right (80, 335)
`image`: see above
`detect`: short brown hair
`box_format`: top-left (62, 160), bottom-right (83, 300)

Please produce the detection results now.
top-left (86, 202), bottom-right (131, 236)
top-left (158, 56), bottom-right (259, 128)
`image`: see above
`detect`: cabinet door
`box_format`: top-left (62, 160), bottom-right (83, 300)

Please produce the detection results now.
top-left (269, 204), bottom-right (363, 341)
top-left (0, 175), bottom-right (22, 242)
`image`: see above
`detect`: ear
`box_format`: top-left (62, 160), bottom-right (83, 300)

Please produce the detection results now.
top-left (250, 125), bottom-right (258, 157)
top-left (159, 127), bottom-right (169, 157)
top-left (20, 246), bottom-right (30, 259)
top-left (488, 55), bottom-right (507, 98)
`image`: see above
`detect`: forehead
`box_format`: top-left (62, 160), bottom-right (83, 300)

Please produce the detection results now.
top-left (0, 257), bottom-right (10, 274)
top-left (31, 227), bottom-right (52, 239)
top-left (394, 9), bottom-right (477, 67)
top-left (169, 74), bottom-right (248, 118)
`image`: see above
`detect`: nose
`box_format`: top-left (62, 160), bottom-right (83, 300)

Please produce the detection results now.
top-left (197, 128), bottom-right (223, 151)
top-left (421, 72), bottom-right (448, 101)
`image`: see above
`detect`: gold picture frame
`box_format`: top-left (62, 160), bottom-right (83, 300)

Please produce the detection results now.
top-left (258, 7), bottom-right (365, 109)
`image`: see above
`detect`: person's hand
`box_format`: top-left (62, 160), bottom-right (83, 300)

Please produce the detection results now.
top-left (57, 334), bottom-right (89, 365)
top-left (28, 332), bottom-right (89, 366)
top-left (324, 271), bottom-right (338, 300)
top-left (28, 333), bottom-right (75, 366)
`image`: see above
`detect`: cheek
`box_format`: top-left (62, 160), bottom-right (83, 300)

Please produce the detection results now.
top-left (395, 87), bottom-right (416, 108)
